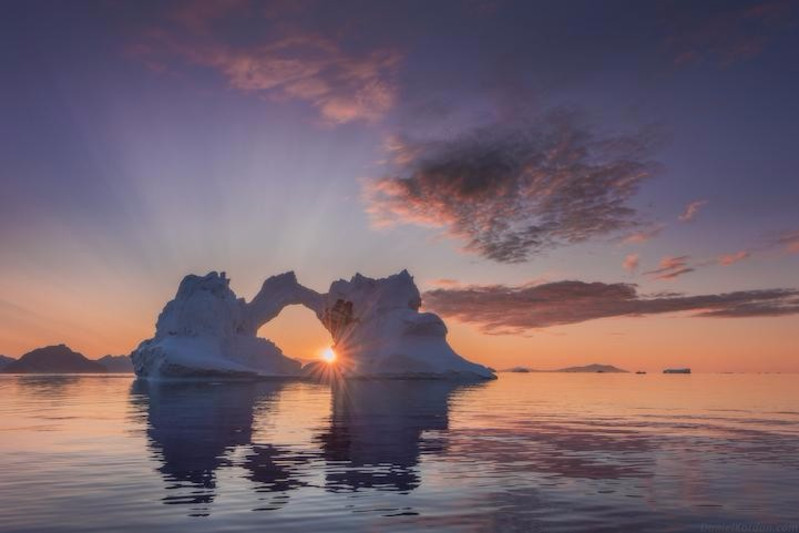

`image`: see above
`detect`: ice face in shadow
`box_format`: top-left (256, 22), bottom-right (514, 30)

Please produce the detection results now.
top-left (131, 271), bottom-right (314, 379)
top-left (317, 380), bottom-right (482, 492)
top-left (316, 270), bottom-right (495, 380)
top-left (130, 380), bottom-right (313, 516)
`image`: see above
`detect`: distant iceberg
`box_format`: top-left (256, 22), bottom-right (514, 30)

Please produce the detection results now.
top-left (663, 368), bottom-right (691, 374)
top-left (131, 270), bottom-right (494, 381)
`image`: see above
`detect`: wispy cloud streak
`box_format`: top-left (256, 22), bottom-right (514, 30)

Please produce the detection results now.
top-left (678, 199), bottom-right (708, 222)
top-left (621, 224), bottom-right (664, 244)
top-left (718, 250), bottom-right (750, 266)
top-left (623, 253), bottom-right (640, 273)
top-left (776, 229), bottom-right (799, 254)
top-left (424, 281), bottom-right (799, 334)
top-left (129, 1), bottom-right (401, 123)
top-left (644, 255), bottom-right (695, 280)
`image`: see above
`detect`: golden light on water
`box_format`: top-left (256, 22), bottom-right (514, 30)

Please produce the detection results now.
top-left (321, 347), bottom-right (336, 363)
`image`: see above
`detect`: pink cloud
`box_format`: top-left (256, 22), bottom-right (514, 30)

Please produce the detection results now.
top-left (678, 199), bottom-right (708, 222)
top-left (129, 3), bottom-right (401, 124)
top-left (718, 250), bottom-right (750, 266)
top-left (428, 278), bottom-right (462, 288)
top-left (623, 253), bottom-right (640, 273)
top-left (776, 230), bottom-right (799, 254)
top-left (622, 224), bottom-right (664, 244)
top-left (644, 255), bottom-right (695, 281)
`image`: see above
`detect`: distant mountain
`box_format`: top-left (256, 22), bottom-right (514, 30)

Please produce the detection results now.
top-left (0, 355), bottom-right (16, 369)
top-left (501, 363), bottom-right (628, 373)
top-left (503, 366), bottom-right (536, 373)
top-left (556, 364), bottom-right (628, 373)
top-left (97, 354), bottom-right (134, 373)
top-left (2, 344), bottom-right (106, 374)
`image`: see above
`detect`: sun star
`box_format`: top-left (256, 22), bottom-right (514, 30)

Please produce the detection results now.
top-left (321, 347), bottom-right (336, 363)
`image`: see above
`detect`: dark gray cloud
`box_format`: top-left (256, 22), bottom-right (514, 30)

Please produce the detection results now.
top-left (366, 110), bottom-right (661, 263)
top-left (423, 280), bottom-right (799, 334)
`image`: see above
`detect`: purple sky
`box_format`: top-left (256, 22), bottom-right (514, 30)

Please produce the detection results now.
top-left (1, 0), bottom-right (798, 370)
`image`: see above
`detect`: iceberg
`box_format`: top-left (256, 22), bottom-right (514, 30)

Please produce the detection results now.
top-left (132, 269), bottom-right (495, 381)
top-left (312, 270), bottom-right (495, 380)
top-left (131, 271), bottom-right (308, 379)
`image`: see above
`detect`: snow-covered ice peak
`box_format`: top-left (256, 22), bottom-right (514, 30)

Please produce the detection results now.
top-left (132, 271), bottom-right (308, 380)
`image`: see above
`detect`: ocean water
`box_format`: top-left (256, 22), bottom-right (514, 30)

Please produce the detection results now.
top-left (1, 373), bottom-right (798, 532)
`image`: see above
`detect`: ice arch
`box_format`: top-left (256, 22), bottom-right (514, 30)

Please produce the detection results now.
top-left (241, 272), bottom-right (325, 335)
top-left (131, 270), bottom-right (494, 381)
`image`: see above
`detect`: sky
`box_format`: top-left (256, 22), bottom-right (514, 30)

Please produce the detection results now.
top-left (1, 0), bottom-right (798, 372)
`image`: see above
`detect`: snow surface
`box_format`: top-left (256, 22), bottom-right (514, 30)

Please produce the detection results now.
top-left (132, 269), bottom-right (495, 381)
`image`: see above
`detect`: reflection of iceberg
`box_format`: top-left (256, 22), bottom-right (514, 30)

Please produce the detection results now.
top-left (317, 380), bottom-right (480, 492)
top-left (243, 444), bottom-right (318, 512)
top-left (13, 375), bottom-right (81, 397)
top-left (130, 380), bottom-right (310, 516)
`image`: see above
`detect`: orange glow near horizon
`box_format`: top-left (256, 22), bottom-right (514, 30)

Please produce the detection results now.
top-left (1, 277), bottom-right (799, 373)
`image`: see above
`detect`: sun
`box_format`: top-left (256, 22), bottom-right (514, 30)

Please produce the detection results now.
top-left (321, 347), bottom-right (336, 363)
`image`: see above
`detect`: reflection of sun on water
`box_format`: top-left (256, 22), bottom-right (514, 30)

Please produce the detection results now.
top-left (321, 347), bottom-right (336, 363)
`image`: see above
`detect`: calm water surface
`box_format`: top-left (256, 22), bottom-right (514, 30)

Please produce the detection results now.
top-left (1, 373), bottom-right (798, 532)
